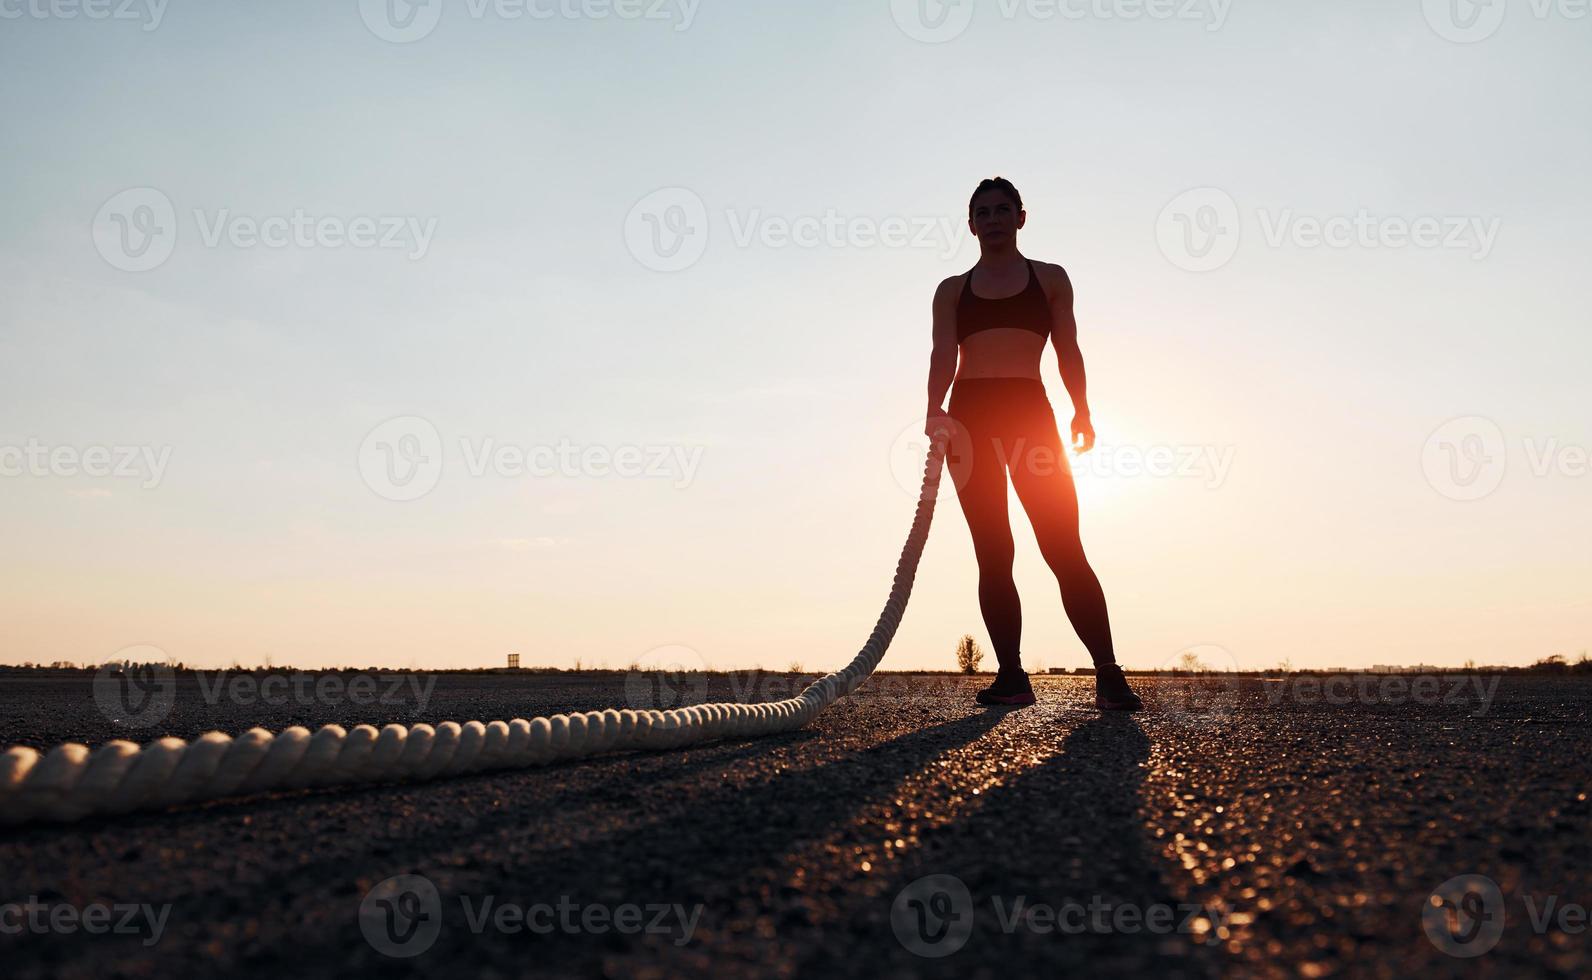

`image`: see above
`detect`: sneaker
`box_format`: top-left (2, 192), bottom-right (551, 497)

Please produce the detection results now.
top-left (1095, 663), bottom-right (1143, 712)
top-left (976, 671), bottom-right (1036, 707)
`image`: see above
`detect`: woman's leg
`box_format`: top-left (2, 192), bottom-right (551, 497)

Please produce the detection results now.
top-left (1005, 396), bottom-right (1118, 668)
top-left (946, 398), bottom-right (1024, 676)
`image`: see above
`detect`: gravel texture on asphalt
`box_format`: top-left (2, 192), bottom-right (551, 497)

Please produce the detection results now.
top-left (1, 672), bottom-right (1587, 978)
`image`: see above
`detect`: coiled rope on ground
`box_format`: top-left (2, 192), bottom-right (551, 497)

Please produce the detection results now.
top-left (0, 431), bottom-right (950, 826)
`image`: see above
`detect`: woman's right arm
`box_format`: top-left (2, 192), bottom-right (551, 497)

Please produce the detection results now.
top-left (925, 276), bottom-right (959, 435)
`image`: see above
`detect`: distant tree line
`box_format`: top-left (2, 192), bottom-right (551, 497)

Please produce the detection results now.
top-left (4, 650), bottom-right (1591, 676)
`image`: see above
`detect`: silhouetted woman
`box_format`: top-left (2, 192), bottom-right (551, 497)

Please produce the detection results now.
top-left (924, 177), bottom-right (1142, 711)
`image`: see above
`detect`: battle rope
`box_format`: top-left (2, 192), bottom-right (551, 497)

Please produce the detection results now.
top-left (0, 431), bottom-right (950, 826)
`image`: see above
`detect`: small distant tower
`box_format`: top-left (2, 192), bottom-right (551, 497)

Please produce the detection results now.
top-left (507, 653), bottom-right (520, 670)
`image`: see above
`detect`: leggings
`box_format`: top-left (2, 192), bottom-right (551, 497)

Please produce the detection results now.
top-left (944, 377), bottom-right (1116, 674)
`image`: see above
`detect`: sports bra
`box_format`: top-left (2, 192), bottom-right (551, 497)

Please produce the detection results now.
top-left (956, 259), bottom-right (1053, 344)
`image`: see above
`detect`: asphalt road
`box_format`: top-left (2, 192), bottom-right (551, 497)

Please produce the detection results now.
top-left (1, 672), bottom-right (1587, 978)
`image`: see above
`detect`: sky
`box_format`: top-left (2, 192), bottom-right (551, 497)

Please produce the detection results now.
top-left (0, 0), bottom-right (1589, 673)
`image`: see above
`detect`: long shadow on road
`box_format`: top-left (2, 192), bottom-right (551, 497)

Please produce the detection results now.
top-left (804, 714), bottom-right (1225, 978)
top-left (350, 707), bottom-right (1018, 978)
top-left (9, 705), bottom-right (1225, 978)
top-left (375, 708), bottom-right (1224, 978)
top-left (2, 706), bottom-right (1015, 980)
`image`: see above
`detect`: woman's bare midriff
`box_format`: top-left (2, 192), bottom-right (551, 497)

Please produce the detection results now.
top-left (954, 328), bottom-right (1048, 381)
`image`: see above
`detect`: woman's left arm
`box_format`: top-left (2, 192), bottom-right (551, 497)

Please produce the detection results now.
top-left (1047, 264), bottom-right (1095, 453)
